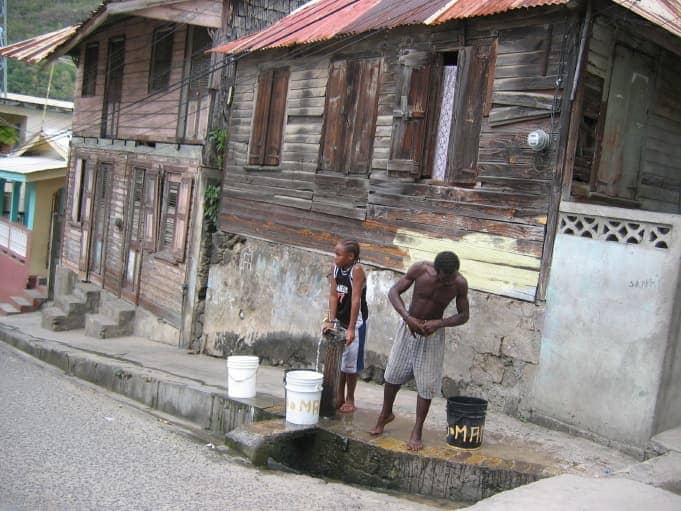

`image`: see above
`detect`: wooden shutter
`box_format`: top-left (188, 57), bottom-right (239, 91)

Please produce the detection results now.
top-left (348, 58), bottom-right (381, 174)
top-left (448, 45), bottom-right (492, 184)
top-left (142, 167), bottom-right (160, 251)
top-left (172, 176), bottom-right (193, 262)
top-left (249, 70), bottom-right (274, 165)
top-left (263, 68), bottom-right (289, 166)
top-left (388, 53), bottom-right (440, 178)
top-left (71, 159), bottom-right (84, 223)
top-left (320, 61), bottom-right (347, 172)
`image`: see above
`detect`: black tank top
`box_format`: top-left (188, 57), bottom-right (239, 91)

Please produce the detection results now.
top-left (334, 263), bottom-right (368, 328)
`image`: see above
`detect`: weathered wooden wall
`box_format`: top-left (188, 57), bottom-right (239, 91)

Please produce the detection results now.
top-left (73, 18), bottom-right (187, 142)
top-left (62, 145), bottom-right (198, 326)
top-left (220, 9), bottom-right (578, 301)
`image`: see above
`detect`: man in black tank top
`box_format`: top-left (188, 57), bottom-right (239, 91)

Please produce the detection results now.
top-left (323, 240), bottom-right (369, 414)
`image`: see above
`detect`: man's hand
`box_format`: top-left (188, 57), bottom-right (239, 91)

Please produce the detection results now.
top-left (322, 320), bottom-right (334, 334)
top-left (422, 319), bottom-right (442, 336)
top-left (345, 327), bottom-right (355, 346)
top-left (405, 316), bottom-right (425, 336)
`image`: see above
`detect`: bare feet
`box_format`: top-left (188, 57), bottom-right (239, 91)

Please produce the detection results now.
top-left (335, 399), bottom-right (345, 410)
top-left (406, 431), bottom-right (423, 451)
top-left (369, 413), bottom-right (395, 436)
top-left (339, 402), bottom-right (356, 413)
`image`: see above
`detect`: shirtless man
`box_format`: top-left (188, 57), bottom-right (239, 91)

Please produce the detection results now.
top-left (370, 251), bottom-right (469, 451)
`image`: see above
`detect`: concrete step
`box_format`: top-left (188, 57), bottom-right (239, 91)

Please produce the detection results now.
top-left (100, 299), bottom-right (136, 324)
top-left (24, 287), bottom-right (49, 308)
top-left (56, 294), bottom-right (87, 316)
top-left (615, 451), bottom-right (681, 495)
top-left (85, 313), bottom-right (134, 339)
top-left (9, 295), bottom-right (33, 313)
top-left (41, 305), bottom-right (84, 331)
top-left (0, 302), bottom-right (20, 316)
top-left (73, 282), bottom-right (100, 311)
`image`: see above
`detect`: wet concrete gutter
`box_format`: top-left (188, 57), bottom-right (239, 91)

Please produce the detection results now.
top-left (0, 321), bottom-right (558, 503)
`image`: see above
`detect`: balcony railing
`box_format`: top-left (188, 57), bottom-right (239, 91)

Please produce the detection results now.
top-left (0, 216), bottom-right (32, 263)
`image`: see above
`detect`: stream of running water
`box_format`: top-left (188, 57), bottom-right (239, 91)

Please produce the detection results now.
top-left (315, 336), bottom-right (323, 372)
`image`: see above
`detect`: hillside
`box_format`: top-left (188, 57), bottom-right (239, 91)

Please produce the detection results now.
top-left (7, 0), bottom-right (102, 100)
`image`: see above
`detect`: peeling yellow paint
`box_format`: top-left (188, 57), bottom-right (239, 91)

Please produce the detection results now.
top-left (395, 228), bottom-right (540, 300)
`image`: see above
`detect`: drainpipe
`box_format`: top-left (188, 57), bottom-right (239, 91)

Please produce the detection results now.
top-left (179, 282), bottom-right (188, 348)
top-left (571, 0), bottom-right (592, 102)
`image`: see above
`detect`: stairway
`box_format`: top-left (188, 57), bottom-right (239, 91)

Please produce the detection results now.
top-left (41, 281), bottom-right (100, 331)
top-left (85, 295), bottom-right (136, 338)
top-left (0, 286), bottom-right (48, 316)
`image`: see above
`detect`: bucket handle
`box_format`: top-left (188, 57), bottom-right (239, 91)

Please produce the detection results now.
top-left (228, 367), bottom-right (259, 383)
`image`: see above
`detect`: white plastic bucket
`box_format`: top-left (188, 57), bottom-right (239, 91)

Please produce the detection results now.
top-left (285, 370), bottom-right (324, 425)
top-left (227, 356), bottom-right (259, 399)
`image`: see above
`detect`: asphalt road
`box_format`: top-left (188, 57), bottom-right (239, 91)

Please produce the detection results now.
top-left (0, 342), bottom-right (444, 511)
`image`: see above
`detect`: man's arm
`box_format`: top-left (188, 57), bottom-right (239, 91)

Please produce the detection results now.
top-left (389, 263), bottom-right (427, 335)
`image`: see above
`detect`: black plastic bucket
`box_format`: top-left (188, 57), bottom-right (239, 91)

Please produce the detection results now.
top-left (446, 396), bottom-right (488, 450)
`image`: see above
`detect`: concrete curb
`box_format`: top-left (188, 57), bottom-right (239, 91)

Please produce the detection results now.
top-left (0, 324), bottom-right (281, 437)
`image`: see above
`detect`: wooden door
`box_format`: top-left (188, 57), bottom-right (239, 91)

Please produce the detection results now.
top-left (101, 37), bottom-right (125, 139)
top-left (594, 44), bottom-right (654, 200)
top-left (121, 167), bottom-right (146, 301)
top-left (86, 163), bottom-right (112, 283)
top-left (78, 161), bottom-right (96, 280)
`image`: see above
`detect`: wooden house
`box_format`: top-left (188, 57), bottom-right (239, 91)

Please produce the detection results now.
top-left (0, 0), bottom-right (306, 342)
top-left (204, 0), bottom-right (681, 454)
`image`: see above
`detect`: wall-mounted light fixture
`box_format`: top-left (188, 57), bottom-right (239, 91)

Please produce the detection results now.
top-left (527, 129), bottom-right (550, 152)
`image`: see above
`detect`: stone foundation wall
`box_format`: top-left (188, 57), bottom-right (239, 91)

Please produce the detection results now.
top-left (202, 237), bottom-right (544, 414)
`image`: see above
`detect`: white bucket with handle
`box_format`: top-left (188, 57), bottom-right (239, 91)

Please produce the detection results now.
top-left (227, 356), bottom-right (259, 399)
top-left (285, 370), bottom-right (324, 425)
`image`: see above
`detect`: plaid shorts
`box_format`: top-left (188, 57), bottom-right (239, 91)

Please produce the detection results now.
top-left (383, 320), bottom-right (445, 399)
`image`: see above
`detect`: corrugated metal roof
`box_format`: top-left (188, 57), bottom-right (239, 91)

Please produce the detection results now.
top-left (0, 25), bottom-right (79, 63)
top-left (612, 0), bottom-right (681, 39)
top-left (212, 0), bottom-right (681, 55)
top-left (427, 0), bottom-right (569, 24)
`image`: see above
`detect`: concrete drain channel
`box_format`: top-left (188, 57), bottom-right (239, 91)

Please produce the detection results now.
top-left (0, 328), bottom-right (551, 506)
top-left (220, 396), bottom-right (550, 504)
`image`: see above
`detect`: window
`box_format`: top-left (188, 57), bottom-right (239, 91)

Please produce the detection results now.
top-left (158, 171), bottom-right (192, 262)
top-left (248, 68), bottom-right (289, 166)
top-left (71, 159), bottom-right (86, 223)
top-left (149, 25), bottom-right (175, 92)
top-left (81, 43), bottom-right (99, 97)
top-left (388, 46), bottom-right (492, 183)
top-left (320, 57), bottom-right (381, 174)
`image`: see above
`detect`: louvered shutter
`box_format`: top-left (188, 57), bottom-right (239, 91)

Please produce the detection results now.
top-left (142, 167), bottom-right (160, 251)
top-left (171, 176), bottom-right (193, 262)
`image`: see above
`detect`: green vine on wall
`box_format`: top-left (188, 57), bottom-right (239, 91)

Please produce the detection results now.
top-left (204, 183), bottom-right (221, 231)
top-left (209, 128), bottom-right (227, 170)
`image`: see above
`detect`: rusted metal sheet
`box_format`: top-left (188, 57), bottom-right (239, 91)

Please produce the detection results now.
top-left (0, 25), bottom-right (79, 63)
top-left (426, 0), bottom-right (569, 25)
top-left (213, 0), bottom-right (681, 56)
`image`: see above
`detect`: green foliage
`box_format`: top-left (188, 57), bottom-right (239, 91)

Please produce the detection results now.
top-left (203, 183), bottom-right (221, 230)
top-left (208, 128), bottom-right (227, 169)
top-left (0, 126), bottom-right (19, 146)
top-left (6, 0), bottom-right (101, 100)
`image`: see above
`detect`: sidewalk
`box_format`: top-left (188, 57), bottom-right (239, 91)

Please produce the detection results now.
top-left (1, 312), bottom-right (680, 508)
